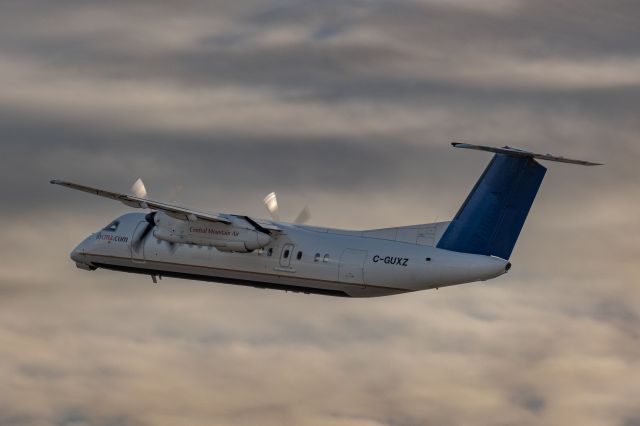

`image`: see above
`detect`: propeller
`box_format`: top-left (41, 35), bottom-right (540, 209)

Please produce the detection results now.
top-left (293, 206), bottom-right (311, 224)
top-left (263, 192), bottom-right (311, 224)
top-left (131, 178), bottom-right (147, 198)
top-left (263, 192), bottom-right (279, 221)
top-left (131, 178), bottom-right (152, 251)
top-left (132, 212), bottom-right (156, 250)
top-left (131, 211), bottom-right (179, 253)
top-left (130, 178), bottom-right (179, 253)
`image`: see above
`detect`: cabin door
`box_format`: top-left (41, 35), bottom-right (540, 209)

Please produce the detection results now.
top-left (279, 243), bottom-right (294, 267)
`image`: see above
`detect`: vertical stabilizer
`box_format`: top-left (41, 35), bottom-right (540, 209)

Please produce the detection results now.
top-left (436, 154), bottom-right (546, 260)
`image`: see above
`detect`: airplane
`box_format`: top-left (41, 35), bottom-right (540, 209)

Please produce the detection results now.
top-left (51, 143), bottom-right (600, 298)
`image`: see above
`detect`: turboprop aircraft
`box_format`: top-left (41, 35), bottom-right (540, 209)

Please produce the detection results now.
top-left (51, 143), bottom-right (599, 297)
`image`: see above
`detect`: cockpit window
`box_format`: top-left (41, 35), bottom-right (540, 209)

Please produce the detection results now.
top-left (103, 220), bottom-right (120, 232)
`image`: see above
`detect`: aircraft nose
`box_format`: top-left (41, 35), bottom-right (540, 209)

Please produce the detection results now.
top-left (70, 241), bottom-right (87, 263)
top-left (70, 236), bottom-right (94, 269)
top-left (70, 247), bottom-right (82, 263)
top-left (69, 237), bottom-right (96, 271)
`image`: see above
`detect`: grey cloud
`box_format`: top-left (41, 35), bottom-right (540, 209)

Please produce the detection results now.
top-left (0, 100), bottom-right (488, 224)
top-left (3, 0), bottom-right (640, 97)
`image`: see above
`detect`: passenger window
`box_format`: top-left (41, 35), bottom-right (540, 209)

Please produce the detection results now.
top-left (323, 254), bottom-right (329, 263)
top-left (314, 253), bottom-right (321, 262)
top-left (283, 249), bottom-right (290, 259)
top-left (103, 220), bottom-right (119, 232)
top-left (296, 251), bottom-right (303, 260)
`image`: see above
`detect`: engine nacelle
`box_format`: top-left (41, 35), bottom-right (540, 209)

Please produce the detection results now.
top-left (151, 212), bottom-right (271, 252)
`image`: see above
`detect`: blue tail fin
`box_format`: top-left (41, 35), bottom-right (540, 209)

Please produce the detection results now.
top-left (436, 154), bottom-right (547, 260)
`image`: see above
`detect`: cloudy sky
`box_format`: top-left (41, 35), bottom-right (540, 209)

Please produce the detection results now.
top-left (1, 0), bottom-right (639, 425)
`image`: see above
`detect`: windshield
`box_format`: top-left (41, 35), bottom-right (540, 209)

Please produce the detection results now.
top-left (102, 220), bottom-right (120, 232)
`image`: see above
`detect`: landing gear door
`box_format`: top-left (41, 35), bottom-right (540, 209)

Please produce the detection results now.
top-left (130, 221), bottom-right (147, 263)
top-left (339, 249), bottom-right (367, 288)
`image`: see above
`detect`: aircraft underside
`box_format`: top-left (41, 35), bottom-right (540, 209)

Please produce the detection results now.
top-left (81, 252), bottom-right (407, 298)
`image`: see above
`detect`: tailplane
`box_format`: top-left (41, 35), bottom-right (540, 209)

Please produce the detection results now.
top-left (436, 143), bottom-right (599, 260)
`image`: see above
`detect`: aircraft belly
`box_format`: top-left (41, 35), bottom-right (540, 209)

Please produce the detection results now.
top-left (82, 252), bottom-right (407, 298)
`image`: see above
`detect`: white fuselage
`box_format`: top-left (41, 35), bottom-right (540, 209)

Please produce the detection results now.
top-left (71, 213), bottom-right (509, 297)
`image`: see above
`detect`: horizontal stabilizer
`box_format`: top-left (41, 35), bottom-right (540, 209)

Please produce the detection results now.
top-left (452, 143), bottom-right (602, 166)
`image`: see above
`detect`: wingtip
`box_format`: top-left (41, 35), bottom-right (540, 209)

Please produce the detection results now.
top-left (50, 179), bottom-right (60, 185)
top-left (451, 142), bottom-right (477, 149)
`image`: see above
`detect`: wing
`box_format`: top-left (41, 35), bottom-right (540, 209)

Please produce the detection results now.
top-left (50, 179), bottom-right (232, 224)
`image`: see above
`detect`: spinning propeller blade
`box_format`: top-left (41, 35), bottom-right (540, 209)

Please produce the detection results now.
top-left (293, 206), bottom-right (311, 224)
top-left (263, 192), bottom-right (280, 221)
top-left (131, 178), bottom-right (147, 198)
top-left (263, 192), bottom-right (311, 224)
top-left (132, 212), bottom-right (156, 250)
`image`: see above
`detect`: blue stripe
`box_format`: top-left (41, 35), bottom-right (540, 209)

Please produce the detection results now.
top-left (437, 154), bottom-right (546, 260)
